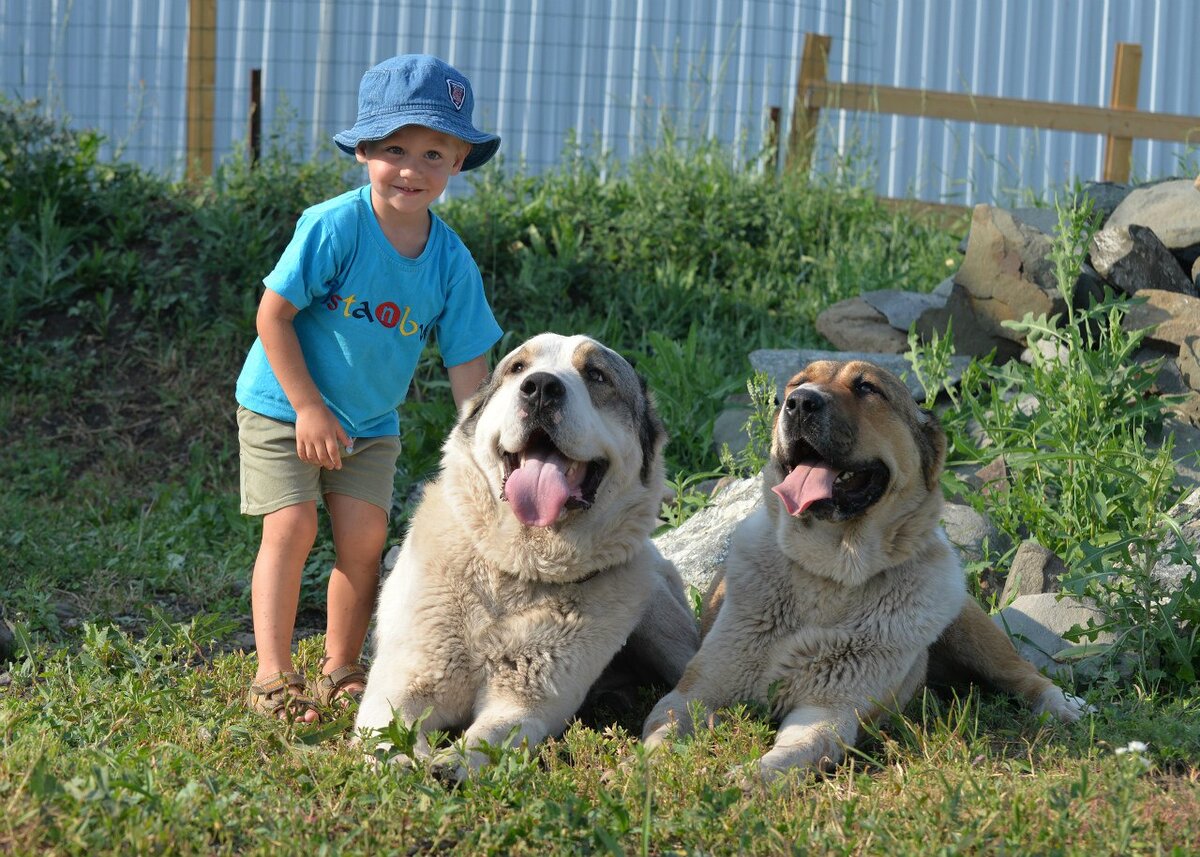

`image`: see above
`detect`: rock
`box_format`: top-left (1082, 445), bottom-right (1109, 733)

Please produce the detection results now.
top-left (941, 502), bottom-right (1009, 563)
top-left (1120, 289), bottom-right (1200, 353)
top-left (1170, 486), bottom-right (1200, 547)
top-left (861, 288), bottom-right (946, 332)
top-left (955, 206), bottom-right (1065, 254)
top-left (712, 396), bottom-right (752, 456)
top-left (1021, 338), bottom-right (1071, 366)
top-left (815, 296), bottom-right (910, 353)
top-left (1104, 178), bottom-right (1200, 251)
top-left (1081, 180), bottom-right (1134, 222)
top-left (916, 280), bottom-right (1024, 362)
top-left (1000, 541), bottom-right (1066, 603)
top-left (231, 632), bottom-right (257, 653)
top-left (1170, 393), bottom-right (1200, 430)
top-left (932, 276), bottom-right (955, 298)
top-left (992, 593), bottom-right (1117, 681)
top-left (973, 456), bottom-right (1009, 498)
top-left (1179, 336), bottom-right (1200, 393)
top-left (1160, 416), bottom-right (1200, 490)
top-left (1089, 224), bottom-right (1197, 297)
top-left (0, 604), bottom-right (14, 663)
top-left (1193, 256), bottom-right (1200, 290)
top-left (1133, 346), bottom-right (1190, 396)
top-left (1151, 559), bottom-right (1198, 593)
top-left (1074, 260), bottom-right (1108, 307)
top-left (748, 348), bottom-right (973, 402)
top-left (653, 476), bottom-right (762, 594)
top-left (953, 205), bottom-right (1065, 344)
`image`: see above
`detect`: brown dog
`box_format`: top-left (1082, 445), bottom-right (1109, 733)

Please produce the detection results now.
top-left (643, 359), bottom-right (1088, 781)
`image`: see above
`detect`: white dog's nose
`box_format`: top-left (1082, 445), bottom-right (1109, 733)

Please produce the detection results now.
top-left (520, 372), bottom-right (566, 411)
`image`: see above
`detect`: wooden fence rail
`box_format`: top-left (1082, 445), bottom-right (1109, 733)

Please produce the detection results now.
top-left (786, 32), bottom-right (1200, 188)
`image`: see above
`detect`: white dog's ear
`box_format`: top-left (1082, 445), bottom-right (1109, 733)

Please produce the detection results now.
top-left (458, 373), bottom-right (498, 432)
top-left (637, 375), bottom-right (667, 483)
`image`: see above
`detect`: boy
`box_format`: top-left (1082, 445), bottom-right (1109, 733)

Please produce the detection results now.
top-left (237, 55), bottom-right (502, 721)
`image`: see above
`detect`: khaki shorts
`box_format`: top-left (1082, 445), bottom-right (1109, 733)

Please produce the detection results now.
top-left (237, 406), bottom-right (402, 516)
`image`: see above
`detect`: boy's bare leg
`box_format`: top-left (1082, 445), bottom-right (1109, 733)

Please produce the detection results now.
top-left (251, 501), bottom-right (319, 722)
top-left (323, 492), bottom-right (388, 701)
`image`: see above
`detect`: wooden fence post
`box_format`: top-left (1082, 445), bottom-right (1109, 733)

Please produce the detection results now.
top-left (766, 105), bottom-right (781, 173)
top-left (248, 67), bottom-right (262, 166)
top-left (186, 0), bottom-right (217, 180)
top-left (785, 32), bottom-right (831, 175)
top-left (1102, 42), bottom-right (1141, 183)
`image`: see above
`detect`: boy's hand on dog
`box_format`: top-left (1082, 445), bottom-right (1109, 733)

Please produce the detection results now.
top-left (295, 403), bottom-right (351, 469)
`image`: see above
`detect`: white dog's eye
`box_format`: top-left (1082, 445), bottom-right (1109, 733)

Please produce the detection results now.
top-left (509, 360), bottom-right (526, 375)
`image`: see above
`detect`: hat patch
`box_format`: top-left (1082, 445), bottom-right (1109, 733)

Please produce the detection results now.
top-left (447, 79), bottom-right (466, 111)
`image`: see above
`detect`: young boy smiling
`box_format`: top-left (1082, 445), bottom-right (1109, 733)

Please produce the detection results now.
top-left (236, 55), bottom-right (502, 721)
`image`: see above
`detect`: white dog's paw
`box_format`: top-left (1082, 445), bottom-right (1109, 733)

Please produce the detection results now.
top-left (1034, 686), bottom-right (1095, 723)
top-left (359, 742), bottom-right (418, 771)
top-left (766, 744), bottom-right (836, 776)
top-left (726, 761), bottom-right (762, 792)
top-left (429, 747), bottom-right (470, 785)
top-left (726, 757), bottom-right (807, 792)
top-left (640, 725), bottom-right (672, 755)
top-left (727, 742), bottom-right (832, 792)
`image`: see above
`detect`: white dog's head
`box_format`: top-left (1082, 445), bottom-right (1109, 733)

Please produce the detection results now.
top-left (444, 333), bottom-right (667, 579)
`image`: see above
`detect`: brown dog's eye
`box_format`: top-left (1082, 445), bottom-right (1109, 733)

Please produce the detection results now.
top-left (586, 367), bottom-right (607, 384)
top-left (854, 378), bottom-right (884, 399)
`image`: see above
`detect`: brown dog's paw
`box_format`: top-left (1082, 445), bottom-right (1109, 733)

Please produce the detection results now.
top-left (1034, 687), bottom-right (1094, 722)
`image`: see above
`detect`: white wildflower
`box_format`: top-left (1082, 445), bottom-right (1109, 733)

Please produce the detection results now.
top-left (1115, 740), bottom-right (1152, 771)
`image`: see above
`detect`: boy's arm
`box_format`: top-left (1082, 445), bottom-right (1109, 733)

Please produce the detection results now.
top-left (256, 289), bottom-right (351, 469)
top-left (447, 355), bottom-right (489, 410)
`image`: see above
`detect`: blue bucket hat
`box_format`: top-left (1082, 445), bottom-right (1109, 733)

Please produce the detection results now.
top-left (333, 54), bottom-right (500, 171)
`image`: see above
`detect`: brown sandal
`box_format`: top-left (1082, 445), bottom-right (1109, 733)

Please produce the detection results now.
top-left (312, 662), bottom-right (368, 707)
top-left (247, 672), bottom-right (319, 722)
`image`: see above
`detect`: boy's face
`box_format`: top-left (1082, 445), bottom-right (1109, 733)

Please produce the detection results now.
top-left (356, 125), bottom-right (470, 221)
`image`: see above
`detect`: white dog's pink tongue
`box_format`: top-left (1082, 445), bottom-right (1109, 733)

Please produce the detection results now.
top-left (506, 450), bottom-right (572, 527)
top-left (772, 462), bottom-right (838, 516)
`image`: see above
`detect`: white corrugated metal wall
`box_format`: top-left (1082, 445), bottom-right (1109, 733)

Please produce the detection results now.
top-left (3, 0), bottom-right (1197, 206)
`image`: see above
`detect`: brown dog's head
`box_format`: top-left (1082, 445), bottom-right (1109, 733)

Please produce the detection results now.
top-left (768, 360), bottom-right (945, 524)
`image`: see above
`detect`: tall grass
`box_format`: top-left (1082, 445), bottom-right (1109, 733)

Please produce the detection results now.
top-left (3, 100), bottom-right (1199, 856)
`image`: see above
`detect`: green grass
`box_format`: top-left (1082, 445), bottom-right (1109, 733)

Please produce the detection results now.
top-left (2, 98), bottom-right (1199, 855)
top-left (3, 629), bottom-right (1198, 854)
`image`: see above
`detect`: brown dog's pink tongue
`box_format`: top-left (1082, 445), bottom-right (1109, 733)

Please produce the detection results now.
top-left (772, 462), bottom-right (838, 516)
top-left (505, 450), bottom-right (571, 527)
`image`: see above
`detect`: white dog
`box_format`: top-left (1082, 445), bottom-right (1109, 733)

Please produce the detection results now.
top-left (356, 333), bottom-right (699, 777)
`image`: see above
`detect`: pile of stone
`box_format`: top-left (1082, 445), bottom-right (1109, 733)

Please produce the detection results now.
top-left (815, 177), bottom-right (1200, 424)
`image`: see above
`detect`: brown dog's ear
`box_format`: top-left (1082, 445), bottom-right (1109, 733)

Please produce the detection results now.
top-left (917, 408), bottom-right (947, 493)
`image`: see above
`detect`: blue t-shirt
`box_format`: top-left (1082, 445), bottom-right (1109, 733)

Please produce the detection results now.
top-left (236, 185), bottom-right (502, 437)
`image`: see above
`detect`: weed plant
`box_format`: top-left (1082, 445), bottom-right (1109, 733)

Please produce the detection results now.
top-left (910, 198), bottom-right (1200, 688)
top-left (3, 100), bottom-right (1199, 855)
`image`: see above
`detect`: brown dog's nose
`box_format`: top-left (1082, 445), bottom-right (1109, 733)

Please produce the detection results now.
top-left (785, 386), bottom-right (829, 416)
